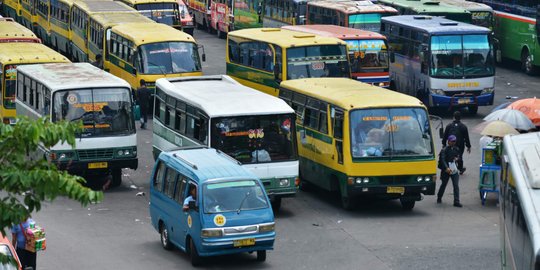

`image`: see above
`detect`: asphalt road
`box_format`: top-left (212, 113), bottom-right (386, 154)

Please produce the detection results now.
top-left (30, 29), bottom-right (540, 270)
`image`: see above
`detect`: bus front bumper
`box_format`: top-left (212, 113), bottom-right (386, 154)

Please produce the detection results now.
top-left (261, 177), bottom-right (298, 199)
top-left (199, 233), bottom-right (275, 257)
top-left (430, 92), bottom-right (494, 108)
top-left (54, 158), bottom-right (138, 174)
top-left (347, 183), bottom-right (436, 199)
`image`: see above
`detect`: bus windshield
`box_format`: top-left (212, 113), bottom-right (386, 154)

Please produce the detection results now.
top-left (350, 108), bottom-right (433, 158)
top-left (139, 41), bottom-right (201, 74)
top-left (349, 13), bottom-right (382, 32)
top-left (203, 179), bottom-right (268, 214)
top-left (430, 34), bottom-right (494, 79)
top-left (136, 3), bottom-right (179, 25)
top-left (345, 39), bottom-right (389, 73)
top-left (210, 114), bottom-right (297, 164)
top-left (52, 88), bottom-right (135, 137)
top-left (3, 64), bottom-right (17, 109)
top-left (471, 11), bottom-right (492, 28)
top-left (286, 45), bottom-right (350, 80)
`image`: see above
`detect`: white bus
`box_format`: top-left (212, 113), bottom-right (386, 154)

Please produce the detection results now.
top-left (500, 132), bottom-right (540, 270)
top-left (381, 15), bottom-right (495, 114)
top-left (15, 63), bottom-right (138, 187)
top-left (152, 75), bottom-right (298, 210)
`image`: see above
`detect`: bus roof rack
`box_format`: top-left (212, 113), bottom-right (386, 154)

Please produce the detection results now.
top-left (523, 145), bottom-right (540, 188)
top-left (215, 149), bottom-right (242, 165)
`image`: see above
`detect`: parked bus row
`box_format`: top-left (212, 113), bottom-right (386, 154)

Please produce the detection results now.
top-left (2, 0), bottom-right (206, 93)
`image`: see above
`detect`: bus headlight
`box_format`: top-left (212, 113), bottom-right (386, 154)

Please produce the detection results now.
top-left (259, 223), bottom-right (275, 233)
top-left (430, 89), bottom-right (445, 96)
top-left (53, 151), bottom-right (75, 161)
top-left (355, 178), bottom-right (362, 184)
top-left (201, 229), bottom-right (222, 238)
top-left (481, 87), bottom-right (494, 94)
top-left (279, 179), bottom-right (289, 187)
top-left (115, 147), bottom-right (136, 158)
top-left (362, 177), bottom-right (369, 183)
top-left (417, 176), bottom-right (423, 182)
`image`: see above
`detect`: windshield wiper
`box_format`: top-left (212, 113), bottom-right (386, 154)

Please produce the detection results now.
top-left (236, 191), bottom-right (251, 214)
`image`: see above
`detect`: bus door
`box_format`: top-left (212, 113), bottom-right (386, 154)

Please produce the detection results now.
top-left (331, 106), bottom-right (344, 165)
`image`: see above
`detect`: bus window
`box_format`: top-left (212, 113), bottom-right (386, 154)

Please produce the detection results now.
top-left (286, 45), bottom-right (349, 79)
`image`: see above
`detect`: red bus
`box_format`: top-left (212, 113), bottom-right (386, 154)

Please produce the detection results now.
top-left (306, 0), bottom-right (397, 32)
top-left (283, 24), bottom-right (390, 87)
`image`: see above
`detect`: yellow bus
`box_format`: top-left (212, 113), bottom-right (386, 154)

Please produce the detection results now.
top-left (87, 12), bottom-right (155, 64)
top-left (105, 22), bottom-right (204, 91)
top-left (277, 78), bottom-right (437, 210)
top-left (115, 0), bottom-right (182, 29)
top-left (49, 0), bottom-right (74, 56)
top-left (19, 0), bottom-right (38, 31)
top-left (2, 0), bottom-right (20, 20)
top-left (0, 17), bottom-right (41, 43)
top-left (35, 0), bottom-right (51, 44)
top-left (70, 0), bottom-right (138, 62)
top-left (226, 28), bottom-right (350, 97)
top-left (0, 43), bottom-right (70, 124)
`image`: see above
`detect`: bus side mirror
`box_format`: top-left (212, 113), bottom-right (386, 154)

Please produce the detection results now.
top-left (202, 53), bottom-right (206, 62)
top-left (389, 51), bottom-right (395, 63)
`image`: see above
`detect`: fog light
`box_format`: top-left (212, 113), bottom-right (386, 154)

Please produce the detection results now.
top-left (431, 89), bottom-right (445, 95)
top-left (279, 179), bottom-right (289, 187)
top-left (378, 82), bottom-right (385, 87)
top-left (362, 188), bottom-right (369, 192)
top-left (422, 187), bottom-right (427, 191)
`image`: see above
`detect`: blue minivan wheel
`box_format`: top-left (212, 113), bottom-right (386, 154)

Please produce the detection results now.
top-left (256, 250), bottom-right (266, 262)
top-left (160, 223), bottom-right (173, 250)
top-left (190, 238), bottom-right (202, 266)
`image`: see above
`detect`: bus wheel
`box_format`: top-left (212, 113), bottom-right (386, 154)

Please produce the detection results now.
top-left (256, 250), bottom-right (267, 262)
top-left (400, 198), bottom-right (415, 211)
top-left (111, 168), bottom-right (122, 188)
top-left (190, 238), bottom-right (202, 266)
top-left (522, 50), bottom-right (537, 75)
top-left (271, 197), bottom-right (282, 212)
top-left (468, 105), bottom-right (478, 115)
top-left (217, 27), bottom-right (225, 39)
top-left (160, 223), bottom-right (173, 250)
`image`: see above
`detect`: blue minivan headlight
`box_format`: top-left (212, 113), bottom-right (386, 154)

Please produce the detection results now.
top-left (201, 228), bottom-right (222, 238)
top-left (259, 223), bottom-right (275, 233)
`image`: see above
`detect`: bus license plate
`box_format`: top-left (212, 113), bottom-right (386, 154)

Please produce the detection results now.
top-left (457, 98), bottom-right (471, 104)
top-left (88, 162), bottom-right (108, 169)
top-left (387, 186), bottom-right (405, 194)
top-left (233, 238), bottom-right (255, 247)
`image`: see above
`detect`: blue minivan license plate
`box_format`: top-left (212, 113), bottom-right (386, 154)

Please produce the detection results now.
top-left (233, 238), bottom-right (255, 247)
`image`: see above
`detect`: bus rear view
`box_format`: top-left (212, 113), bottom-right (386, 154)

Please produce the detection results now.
top-left (382, 15), bottom-right (495, 114)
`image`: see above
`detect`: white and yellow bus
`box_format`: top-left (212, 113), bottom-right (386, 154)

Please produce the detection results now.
top-left (0, 42), bottom-right (70, 124)
top-left (278, 78), bottom-right (437, 210)
top-left (49, 0), bottom-right (75, 56)
top-left (115, 0), bottom-right (182, 29)
top-left (16, 63), bottom-right (138, 188)
top-left (226, 28), bottom-right (350, 97)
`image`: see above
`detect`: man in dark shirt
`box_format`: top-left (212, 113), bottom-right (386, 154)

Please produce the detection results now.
top-left (442, 111), bottom-right (471, 174)
top-left (437, 135), bottom-right (462, 207)
top-left (137, 79), bottom-right (151, 129)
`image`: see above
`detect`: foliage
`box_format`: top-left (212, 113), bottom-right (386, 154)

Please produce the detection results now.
top-left (0, 117), bottom-right (103, 238)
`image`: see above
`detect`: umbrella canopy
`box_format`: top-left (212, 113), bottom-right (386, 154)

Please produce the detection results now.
top-left (508, 97), bottom-right (540, 126)
top-left (483, 108), bottom-right (535, 131)
top-left (491, 101), bottom-right (511, 112)
top-left (481, 120), bottom-right (519, 137)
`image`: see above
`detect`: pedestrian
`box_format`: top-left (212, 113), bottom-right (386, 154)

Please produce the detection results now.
top-left (11, 216), bottom-right (37, 270)
top-left (442, 111), bottom-right (471, 175)
top-left (92, 54), bottom-right (103, 69)
top-left (137, 79), bottom-right (151, 129)
top-left (437, 135), bottom-right (462, 207)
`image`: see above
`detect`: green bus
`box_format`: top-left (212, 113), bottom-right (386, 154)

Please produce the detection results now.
top-left (376, 0), bottom-right (472, 23)
top-left (473, 0), bottom-right (540, 75)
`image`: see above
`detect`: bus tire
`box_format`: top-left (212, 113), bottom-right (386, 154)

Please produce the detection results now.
top-left (521, 49), bottom-right (537, 75)
top-left (271, 197), bottom-right (282, 212)
top-left (111, 168), bottom-right (122, 188)
top-left (190, 238), bottom-right (202, 266)
top-left (400, 198), bottom-right (415, 211)
top-left (160, 222), bottom-right (173, 250)
top-left (339, 184), bottom-right (355, 210)
top-left (468, 105), bottom-right (478, 115)
top-left (256, 250), bottom-right (266, 262)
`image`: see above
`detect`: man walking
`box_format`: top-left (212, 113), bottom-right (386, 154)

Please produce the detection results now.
top-left (437, 135), bottom-right (462, 207)
top-left (137, 80), bottom-right (151, 129)
top-left (442, 111), bottom-right (471, 174)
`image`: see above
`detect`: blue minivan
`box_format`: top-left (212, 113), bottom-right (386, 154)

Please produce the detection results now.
top-left (149, 147), bottom-right (276, 266)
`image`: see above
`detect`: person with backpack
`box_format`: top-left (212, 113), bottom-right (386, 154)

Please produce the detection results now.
top-left (437, 135), bottom-right (463, 207)
top-left (442, 111), bottom-right (471, 175)
top-left (11, 216), bottom-right (37, 269)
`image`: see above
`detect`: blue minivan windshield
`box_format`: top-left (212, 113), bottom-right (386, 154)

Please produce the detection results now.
top-left (203, 180), bottom-right (268, 214)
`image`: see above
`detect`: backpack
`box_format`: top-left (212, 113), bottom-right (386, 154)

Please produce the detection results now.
top-left (437, 146), bottom-right (446, 170)
top-left (446, 122), bottom-right (462, 143)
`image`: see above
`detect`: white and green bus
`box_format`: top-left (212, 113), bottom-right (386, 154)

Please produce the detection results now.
top-left (152, 75), bottom-right (298, 210)
top-left (500, 132), bottom-right (540, 269)
top-left (15, 63), bottom-right (138, 188)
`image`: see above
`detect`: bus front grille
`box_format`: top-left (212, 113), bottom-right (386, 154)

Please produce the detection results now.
top-left (378, 176), bottom-right (409, 185)
top-left (78, 149), bottom-right (114, 160)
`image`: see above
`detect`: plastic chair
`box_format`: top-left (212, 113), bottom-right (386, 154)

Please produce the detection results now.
top-left (478, 164), bottom-right (500, 205)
